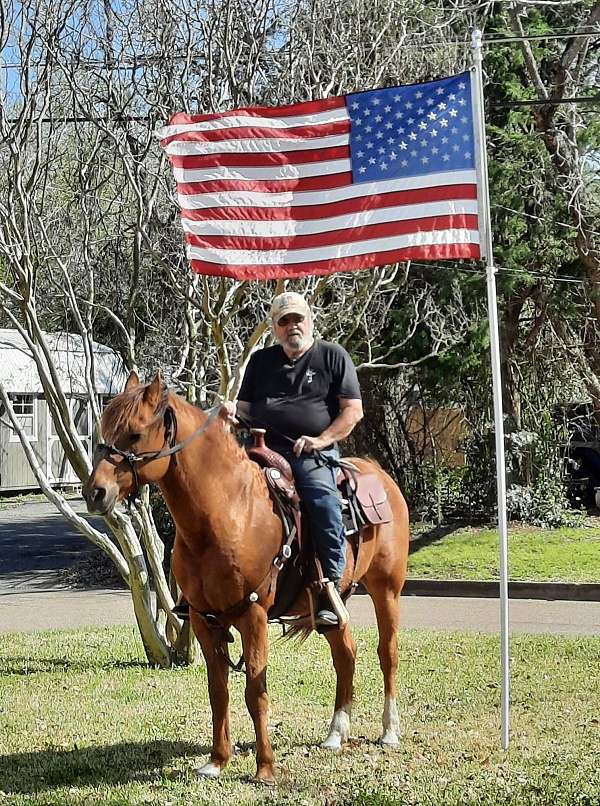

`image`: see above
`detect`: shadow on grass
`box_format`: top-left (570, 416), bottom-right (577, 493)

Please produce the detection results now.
top-left (0, 739), bottom-right (209, 794)
top-left (0, 656), bottom-right (147, 674)
top-left (409, 522), bottom-right (466, 554)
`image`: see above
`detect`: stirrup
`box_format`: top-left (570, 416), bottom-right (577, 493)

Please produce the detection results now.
top-left (308, 578), bottom-right (349, 630)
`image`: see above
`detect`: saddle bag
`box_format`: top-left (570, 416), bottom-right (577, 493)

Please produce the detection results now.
top-left (340, 469), bottom-right (393, 527)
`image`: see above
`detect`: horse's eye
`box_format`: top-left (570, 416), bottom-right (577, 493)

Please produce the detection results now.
top-left (129, 433), bottom-right (141, 443)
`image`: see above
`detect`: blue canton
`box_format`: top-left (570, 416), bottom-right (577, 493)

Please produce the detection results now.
top-left (347, 72), bottom-right (475, 184)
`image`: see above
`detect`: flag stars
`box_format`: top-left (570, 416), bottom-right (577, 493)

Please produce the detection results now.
top-left (458, 82), bottom-right (466, 90)
top-left (349, 78), bottom-right (473, 182)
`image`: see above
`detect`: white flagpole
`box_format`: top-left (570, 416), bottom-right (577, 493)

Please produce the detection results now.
top-left (470, 28), bottom-right (510, 750)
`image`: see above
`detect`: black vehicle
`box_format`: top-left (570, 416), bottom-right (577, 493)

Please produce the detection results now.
top-left (556, 402), bottom-right (600, 508)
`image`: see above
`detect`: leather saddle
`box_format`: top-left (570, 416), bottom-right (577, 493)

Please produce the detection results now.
top-left (245, 429), bottom-right (393, 621)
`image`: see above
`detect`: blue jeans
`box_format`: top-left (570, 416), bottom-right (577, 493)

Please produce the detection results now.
top-left (282, 447), bottom-right (345, 580)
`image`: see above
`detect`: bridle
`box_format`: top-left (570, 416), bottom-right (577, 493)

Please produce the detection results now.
top-left (93, 403), bottom-right (221, 505)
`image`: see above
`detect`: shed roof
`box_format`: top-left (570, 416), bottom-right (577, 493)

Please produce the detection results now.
top-left (0, 329), bottom-right (126, 395)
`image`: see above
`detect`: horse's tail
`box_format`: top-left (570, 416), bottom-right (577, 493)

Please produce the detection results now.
top-left (276, 621), bottom-right (313, 644)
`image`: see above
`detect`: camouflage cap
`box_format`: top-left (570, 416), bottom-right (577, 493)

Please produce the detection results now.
top-left (270, 292), bottom-right (311, 324)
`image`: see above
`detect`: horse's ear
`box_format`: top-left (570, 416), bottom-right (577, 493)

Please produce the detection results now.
top-left (125, 370), bottom-right (140, 391)
top-left (143, 372), bottom-right (163, 410)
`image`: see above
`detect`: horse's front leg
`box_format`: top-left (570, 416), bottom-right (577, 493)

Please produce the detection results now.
top-left (322, 624), bottom-right (357, 750)
top-left (190, 613), bottom-right (232, 777)
top-left (238, 605), bottom-right (275, 784)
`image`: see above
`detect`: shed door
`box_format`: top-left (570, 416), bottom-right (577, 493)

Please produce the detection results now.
top-left (47, 398), bottom-right (92, 484)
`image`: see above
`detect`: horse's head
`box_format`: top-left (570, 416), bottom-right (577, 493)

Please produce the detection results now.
top-left (83, 370), bottom-right (175, 514)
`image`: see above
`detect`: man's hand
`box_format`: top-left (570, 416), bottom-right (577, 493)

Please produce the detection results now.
top-left (219, 400), bottom-right (239, 425)
top-left (293, 434), bottom-right (328, 456)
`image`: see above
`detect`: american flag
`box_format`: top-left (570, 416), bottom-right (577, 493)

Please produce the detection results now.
top-left (158, 72), bottom-right (481, 280)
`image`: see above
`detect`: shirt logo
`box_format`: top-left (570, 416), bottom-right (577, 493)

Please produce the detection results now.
top-left (306, 369), bottom-right (315, 384)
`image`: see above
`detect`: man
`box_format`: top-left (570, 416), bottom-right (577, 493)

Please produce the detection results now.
top-left (224, 291), bottom-right (363, 626)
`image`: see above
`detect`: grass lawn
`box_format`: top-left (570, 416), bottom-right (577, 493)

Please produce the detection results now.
top-left (408, 524), bottom-right (600, 582)
top-left (1, 625), bottom-right (600, 805)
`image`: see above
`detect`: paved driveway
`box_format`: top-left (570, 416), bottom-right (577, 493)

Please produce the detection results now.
top-left (2, 500), bottom-right (600, 636)
top-left (0, 499), bottom-right (109, 592)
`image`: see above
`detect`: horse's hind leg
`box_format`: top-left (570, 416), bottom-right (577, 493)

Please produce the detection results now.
top-left (365, 583), bottom-right (402, 746)
top-left (190, 613), bottom-right (232, 778)
top-left (321, 624), bottom-right (357, 750)
top-left (238, 605), bottom-right (275, 784)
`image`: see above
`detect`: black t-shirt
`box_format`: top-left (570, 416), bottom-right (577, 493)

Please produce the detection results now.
top-left (238, 340), bottom-right (361, 450)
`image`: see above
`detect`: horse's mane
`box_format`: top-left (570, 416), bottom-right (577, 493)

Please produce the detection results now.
top-left (103, 383), bottom-right (258, 472)
top-left (102, 384), bottom-right (170, 442)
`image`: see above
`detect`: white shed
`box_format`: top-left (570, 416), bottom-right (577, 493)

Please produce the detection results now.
top-left (0, 329), bottom-right (127, 491)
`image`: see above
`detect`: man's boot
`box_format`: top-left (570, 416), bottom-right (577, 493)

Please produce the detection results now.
top-left (316, 578), bottom-right (349, 628)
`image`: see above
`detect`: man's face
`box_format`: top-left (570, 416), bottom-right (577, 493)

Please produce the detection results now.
top-left (273, 312), bottom-right (313, 353)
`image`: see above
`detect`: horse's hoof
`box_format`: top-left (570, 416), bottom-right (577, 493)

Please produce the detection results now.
top-left (252, 766), bottom-right (276, 786)
top-left (380, 731), bottom-right (400, 747)
top-left (195, 761), bottom-right (222, 779)
top-left (321, 733), bottom-right (343, 751)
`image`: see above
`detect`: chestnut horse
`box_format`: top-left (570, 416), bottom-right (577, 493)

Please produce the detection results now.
top-left (84, 372), bottom-right (409, 783)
